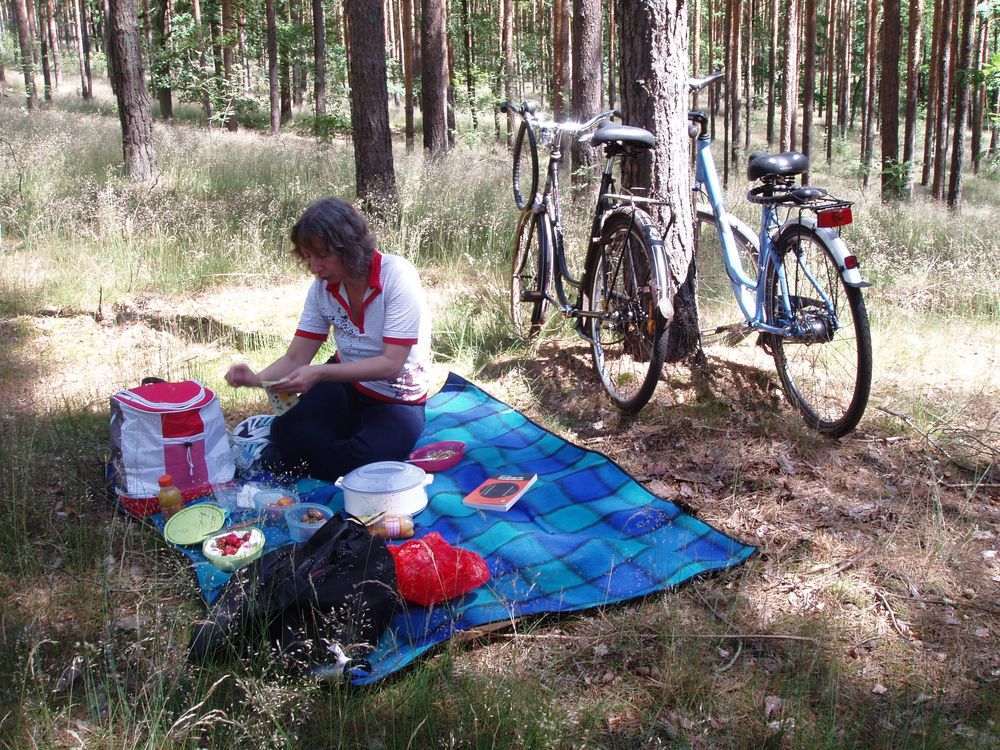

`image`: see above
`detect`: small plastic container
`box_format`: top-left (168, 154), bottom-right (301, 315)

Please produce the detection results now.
top-left (285, 503), bottom-right (334, 542)
top-left (254, 488), bottom-right (301, 523)
top-left (202, 527), bottom-right (266, 572)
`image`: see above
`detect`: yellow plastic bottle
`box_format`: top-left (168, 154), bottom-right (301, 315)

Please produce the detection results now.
top-left (158, 474), bottom-right (185, 519)
top-left (369, 514), bottom-right (415, 540)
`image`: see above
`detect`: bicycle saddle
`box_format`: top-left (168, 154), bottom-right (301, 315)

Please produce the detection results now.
top-left (592, 121), bottom-right (656, 149)
top-left (747, 151), bottom-right (809, 181)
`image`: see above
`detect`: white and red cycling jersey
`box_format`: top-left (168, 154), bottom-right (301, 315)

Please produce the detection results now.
top-left (294, 251), bottom-right (432, 403)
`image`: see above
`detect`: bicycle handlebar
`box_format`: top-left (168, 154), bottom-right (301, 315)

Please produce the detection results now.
top-left (688, 69), bottom-right (725, 94)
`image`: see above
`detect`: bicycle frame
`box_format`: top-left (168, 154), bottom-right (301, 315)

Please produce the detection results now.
top-left (693, 134), bottom-right (842, 338)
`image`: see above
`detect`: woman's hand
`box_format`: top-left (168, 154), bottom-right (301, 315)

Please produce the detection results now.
top-left (225, 363), bottom-right (261, 388)
top-left (277, 364), bottom-right (325, 395)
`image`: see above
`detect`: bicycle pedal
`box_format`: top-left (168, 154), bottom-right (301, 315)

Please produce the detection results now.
top-left (716, 323), bottom-right (753, 347)
top-left (520, 290), bottom-right (546, 303)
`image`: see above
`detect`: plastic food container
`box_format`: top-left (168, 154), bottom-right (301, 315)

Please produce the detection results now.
top-left (285, 503), bottom-right (334, 542)
top-left (407, 440), bottom-right (466, 472)
top-left (201, 527), bottom-right (266, 572)
top-left (254, 488), bottom-right (301, 522)
top-left (335, 461), bottom-right (433, 517)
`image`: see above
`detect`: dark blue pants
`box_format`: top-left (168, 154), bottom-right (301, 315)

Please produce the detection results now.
top-left (262, 380), bottom-right (425, 482)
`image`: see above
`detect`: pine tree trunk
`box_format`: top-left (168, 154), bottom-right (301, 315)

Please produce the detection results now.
top-left (730, 0), bottom-right (742, 170)
top-left (946, 0), bottom-right (976, 209)
top-left (932, 0), bottom-right (955, 199)
top-left (401, 0), bottom-right (415, 150)
top-left (461, 0), bottom-right (477, 130)
top-left (970, 16), bottom-right (988, 174)
top-left (421, 0), bottom-right (449, 155)
top-left (39, 2), bottom-right (52, 101)
top-left (921, 0), bottom-right (943, 185)
top-left (619, 0), bottom-right (699, 364)
top-left (13, 0), bottom-right (37, 107)
top-left (571, 0), bottom-right (601, 187)
top-left (501, 0), bottom-right (514, 143)
top-left (266, 0), bottom-right (280, 132)
top-left (861, 0), bottom-right (877, 187)
top-left (313, 0), bottom-right (326, 125)
top-left (152, 0), bottom-right (172, 118)
top-left (45, 0), bottom-right (61, 88)
top-left (879, 0), bottom-right (900, 199)
top-left (824, 0), bottom-right (835, 161)
top-left (107, 0), bottom-right (158, 182)
top-left (552, 0), bottom-right (570, 119)
top-left (902, 0), bottom-right (922, 195)
top-left (767, 0), bottom-right (778, 145)
top-left (801, 0), bottom-right (816, 182)
top-left (742, 0), bottom-right (751, 152)
top-left (780, 0), bottom-right (798, 152)
top-left (221, 0), bottom-right (237, 130)
top-left (692, 0), bottom-right (701, 108)
top-left (344, 0), bottom-right (397, 208)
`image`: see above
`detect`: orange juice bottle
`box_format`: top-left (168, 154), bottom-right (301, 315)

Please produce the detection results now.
top-left (158, 475), bottom-right (184, 519)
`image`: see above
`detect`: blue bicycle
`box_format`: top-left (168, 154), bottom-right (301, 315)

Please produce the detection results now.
top-left (688, 71), bottom-right (872, 437)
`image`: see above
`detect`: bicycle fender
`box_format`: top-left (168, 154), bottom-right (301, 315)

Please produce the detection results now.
top-left (781, 217), bottom-right (870, 288)
top-left (598, 207), bottom-right (675, 321)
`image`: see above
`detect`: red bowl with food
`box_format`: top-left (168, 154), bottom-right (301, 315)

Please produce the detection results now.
top-left (407, 440), bottom-right (466, 472)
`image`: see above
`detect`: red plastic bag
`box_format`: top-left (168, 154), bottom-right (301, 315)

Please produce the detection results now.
top-left (388, 532), bottom-right (491, 607)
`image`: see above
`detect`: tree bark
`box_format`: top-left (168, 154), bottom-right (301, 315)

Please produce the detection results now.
top-left (970, 15), bottom-right (988, 174)
top-left (552, 0), bottom-right (570, 119)
top-left (151, 0), bottom-right (172, 118)
top-left (801, 0), bottom-right (816, 182)
top-left (921, 0), bottom-right (944, 185)
top-left (221, 0), bottom-right (237, 130)
top-left (13, 0), bottom-right (37, 108)
top-left (500, 0), bottom-right (514, 142)
top-left (946, 0), bottom-right (977, 209)
top-left (461, 0), bottom-right (477, 130)
top-left (266, 0), bottom-right (280, 132)
top-left (879, 0), bottom-right (900, 199)
top-left (421, 0), bottom-right (449, 155)
top-left (902, 0), bottom-right (922, 195)
top-left (107, 0), bottom-right (158, 182)
top-left (44, 0), bottom-right (60, 88)
top-left (74, 0), bottom-right (92, 99)
top-left (619, 0), bottom-right (699, 364)
top-left (728, 0), bottom-right (742, 173)
top-left (571, 0), bottom-right (601, 187)
top-left (190, 0), bottom-right (210, 118)
top-left (401, 0), bottom-right (415, 150)
top-left (931, 0), bottom-right (955, 199)
top-left (313, 0), bottom-right (326, 126)
top-left (824, 0), bottom-right (835, 160)
top-left (780, 0), bottom-right (798, 152)
top-left (860, 0), bottom-right (877, 185)
top-left (344, 0), bottom-right (397, 208)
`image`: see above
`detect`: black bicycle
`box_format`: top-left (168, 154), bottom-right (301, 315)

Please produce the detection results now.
top-left (501, 101), bottom-right (676, 413)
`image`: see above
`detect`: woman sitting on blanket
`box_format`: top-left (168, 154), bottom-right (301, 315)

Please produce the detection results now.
top-left (225, 197), bottom-right (432, 481)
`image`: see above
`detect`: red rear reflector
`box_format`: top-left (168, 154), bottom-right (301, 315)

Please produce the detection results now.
top-left (818, 207), bottom-right (852, 227)
top-left (843, 255), bottom-right (859, 270)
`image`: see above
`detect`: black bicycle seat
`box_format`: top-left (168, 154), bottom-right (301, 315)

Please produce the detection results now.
top-left (592, 122), bottom-right (656, 149)
top-left (747, 151), bottom-right (809, 181)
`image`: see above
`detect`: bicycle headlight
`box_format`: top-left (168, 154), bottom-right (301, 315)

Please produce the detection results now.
top-left (538, 127), bottom-right (556, 148)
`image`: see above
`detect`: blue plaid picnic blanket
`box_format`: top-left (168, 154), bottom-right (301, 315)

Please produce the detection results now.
top-left (161, 373), bottom-right (754, 684)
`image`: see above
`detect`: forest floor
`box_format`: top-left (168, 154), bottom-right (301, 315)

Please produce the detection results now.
top-left (7, 271), bottom-right (999, 747)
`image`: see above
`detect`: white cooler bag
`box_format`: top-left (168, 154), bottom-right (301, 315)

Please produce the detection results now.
top-left (109, 380), bottom-right (235, 517)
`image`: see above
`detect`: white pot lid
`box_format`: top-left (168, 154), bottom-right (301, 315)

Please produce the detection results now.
top-left (339, 461), bottom-right (427, 493)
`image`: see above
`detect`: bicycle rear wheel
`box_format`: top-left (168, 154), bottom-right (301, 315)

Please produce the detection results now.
top-left (510, 209), bottom-right (552, 341)
top-left (585, 209), bottom-right (669, 413)
top-left (512, 121), bottom-right (539, 211)
top-left (764, 223), bottom-right (872, 437)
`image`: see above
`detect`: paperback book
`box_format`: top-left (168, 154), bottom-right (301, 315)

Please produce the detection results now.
top-left (462, 473), bottom-right (538, 512)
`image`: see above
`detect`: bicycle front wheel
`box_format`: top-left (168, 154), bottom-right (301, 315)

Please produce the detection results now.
top-left (512, 120), bottom-right (539, 211)
top-left (585, 209), bottom-right (669, 414)
top-left (764, 223), bottom-right (872, 437)
top-left (511, 209), bottom-right (552, 341)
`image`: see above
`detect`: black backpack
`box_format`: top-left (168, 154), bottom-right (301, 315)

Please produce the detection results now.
top-left (188, 514), bottom-right (399, 680)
